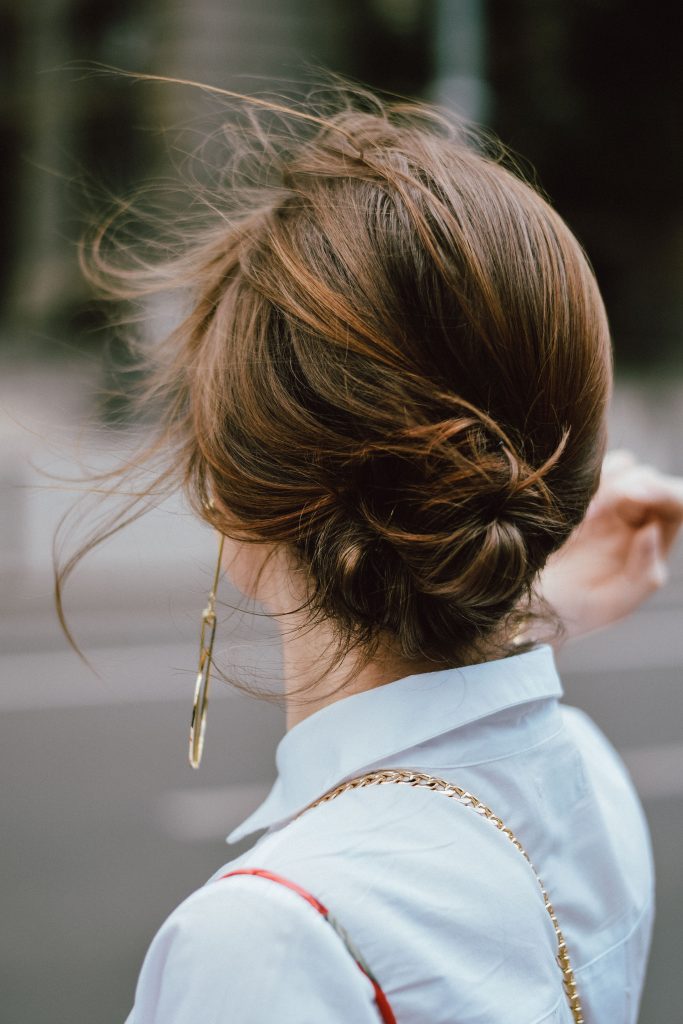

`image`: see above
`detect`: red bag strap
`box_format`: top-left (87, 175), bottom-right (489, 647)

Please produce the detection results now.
top-left (218, 868), bottom-right (396, 1024)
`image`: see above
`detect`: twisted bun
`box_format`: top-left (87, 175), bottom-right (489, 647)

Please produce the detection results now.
top-left (306, 406), bottom-right (571, 660)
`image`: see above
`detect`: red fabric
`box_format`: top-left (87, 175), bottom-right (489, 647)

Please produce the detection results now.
top-left (219, 868), bottom-right (397, 1024)
top-left (221, 867), bottom-right (330, 914)
top-left (368, 977), bottom-right (397, 1023)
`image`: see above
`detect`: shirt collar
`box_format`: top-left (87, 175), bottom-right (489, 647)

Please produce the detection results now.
top-left (227, 644), bottom-right (562, 844)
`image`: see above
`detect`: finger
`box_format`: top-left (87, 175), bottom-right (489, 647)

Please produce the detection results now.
top-left (658, 517), bottom-right (683, 556)
top-left (588, 451), bottom-right (643, 518)
top-left (601, 449), bottom-right (638, 478)
top-left (612, 472), bottom-right (683, 553)
top-left (617, 470), bottom-right (683, 518)
top-left (625, 519), bottom-right (669, 592)
top-left (588, 461), bottom-right (683, 546)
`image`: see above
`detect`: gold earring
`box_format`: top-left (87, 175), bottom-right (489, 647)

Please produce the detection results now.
top-left (189, 527), bottom-right (225, 769)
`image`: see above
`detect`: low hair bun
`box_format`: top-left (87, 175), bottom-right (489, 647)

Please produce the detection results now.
top-left (300, 417), bottom-right (573, 664)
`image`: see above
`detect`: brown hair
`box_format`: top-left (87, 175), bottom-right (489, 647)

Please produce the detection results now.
top-left (57, 80), bottom-right (612, 700)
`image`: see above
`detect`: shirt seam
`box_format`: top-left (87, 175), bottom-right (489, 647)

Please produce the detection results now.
top-left (528, 991), bottom-right (565, 1024)
top-left (574, 891), bottom-right (655, 976)
top-left (401, 720), bottom-right (566, 772)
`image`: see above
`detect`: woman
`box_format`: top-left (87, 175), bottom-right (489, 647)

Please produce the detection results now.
top-left (64, 84), bottom-right (683, 1023)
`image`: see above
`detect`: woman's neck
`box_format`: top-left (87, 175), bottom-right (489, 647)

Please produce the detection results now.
top-left (221, 534), bottom-right (497, 731)
top-left (279, 620), bottom-right (441, 730)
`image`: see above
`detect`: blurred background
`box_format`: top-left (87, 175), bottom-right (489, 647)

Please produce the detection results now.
top-left (1, 1), bottom-right (681, 1022)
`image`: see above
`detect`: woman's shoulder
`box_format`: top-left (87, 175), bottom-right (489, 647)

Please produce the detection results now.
top-left (219, 782), bottom-right (566, 1017)
top-left (559, 703), bottom-right (654, 890)
top-left (557, 703), bottom-right (655, 919)
top-left (126, 864), bottom-right (380, 1024)
top-left (230, 775), bottom-right (553, 897)
top-left (212, 776), bottom-right (561, 954)
top-left (127, 783), bottom-right (571, 1023)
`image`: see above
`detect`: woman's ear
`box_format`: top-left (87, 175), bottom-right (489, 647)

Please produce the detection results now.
top-left (221, 536), bottom-right (301, 611)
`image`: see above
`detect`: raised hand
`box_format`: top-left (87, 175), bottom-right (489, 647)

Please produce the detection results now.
top-left (536, 450), bottom-right (683, 644)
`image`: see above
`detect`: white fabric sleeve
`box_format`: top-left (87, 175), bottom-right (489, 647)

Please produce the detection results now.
top-left (124, 876), bottom-right (382, 1024)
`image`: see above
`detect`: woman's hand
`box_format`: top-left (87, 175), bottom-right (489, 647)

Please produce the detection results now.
top-left (536, 450), bottom-right (683, 645)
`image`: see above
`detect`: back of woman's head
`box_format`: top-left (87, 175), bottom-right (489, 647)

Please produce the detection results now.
top-left (67, 83), bottom-right (612, 688)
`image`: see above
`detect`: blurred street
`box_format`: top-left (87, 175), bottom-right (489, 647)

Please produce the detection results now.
top-left (1, 366), bottom-right (682, 1024)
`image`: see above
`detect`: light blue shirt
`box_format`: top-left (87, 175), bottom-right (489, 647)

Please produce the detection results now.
top-left (125, 645), bottom-right (654, 1023)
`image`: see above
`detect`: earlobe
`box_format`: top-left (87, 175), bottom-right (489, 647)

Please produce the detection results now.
top-left (217, 536), bottom-right (284, 605)
top-left (218, 535), bottom-right (258, 597)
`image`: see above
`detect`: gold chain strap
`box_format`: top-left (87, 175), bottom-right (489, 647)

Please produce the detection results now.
top-left (296, 768), bottom-right (584, 1024)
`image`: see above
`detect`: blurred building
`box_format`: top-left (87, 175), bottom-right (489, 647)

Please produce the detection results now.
top-left (0, 0), bottom-right (440, 354)
top-left (1, 0), bottom-right (680, 368)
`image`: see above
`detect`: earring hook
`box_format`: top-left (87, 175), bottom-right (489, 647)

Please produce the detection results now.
top-left (189, 522), bottom-right (225, 769)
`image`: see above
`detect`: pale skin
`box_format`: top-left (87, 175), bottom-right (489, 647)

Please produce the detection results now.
top-left (219, 451), bottom-right (683, 731)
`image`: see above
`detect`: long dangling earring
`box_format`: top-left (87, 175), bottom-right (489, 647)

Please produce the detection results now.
top-left (189, 528), bottom-right (225, 769)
